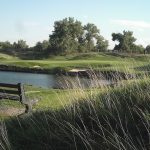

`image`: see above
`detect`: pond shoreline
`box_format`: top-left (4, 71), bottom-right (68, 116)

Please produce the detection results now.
top-left (0, 64), bottom-right (136, 80)
top-left (0, 64), bottom-right (91, 76)
top-left (0, 64), bottom-right (52, 74)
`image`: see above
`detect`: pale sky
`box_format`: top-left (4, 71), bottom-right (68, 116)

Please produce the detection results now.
top-left (0, 0), bottom-right (150, 48)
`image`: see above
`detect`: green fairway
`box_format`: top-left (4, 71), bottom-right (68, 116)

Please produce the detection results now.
top-left (0, 52), bottom-right (150, 74)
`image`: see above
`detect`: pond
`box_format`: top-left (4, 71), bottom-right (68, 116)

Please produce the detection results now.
top-left (0, 71), bottom-right (111, 89)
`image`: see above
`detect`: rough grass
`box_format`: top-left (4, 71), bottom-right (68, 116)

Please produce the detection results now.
top-left (1, 78), bottom-right (150, 150)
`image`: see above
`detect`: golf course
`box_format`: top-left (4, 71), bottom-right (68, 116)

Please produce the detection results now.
top-left (1, 0), bottom-right (150, 149)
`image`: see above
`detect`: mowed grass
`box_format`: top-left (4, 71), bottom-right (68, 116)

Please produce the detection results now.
top-left (0, 52), bottom-right (150, 73)
top-left (25, 86), bottom-right (94, 109)
top-left (0, 85), bottom-right (101, 119)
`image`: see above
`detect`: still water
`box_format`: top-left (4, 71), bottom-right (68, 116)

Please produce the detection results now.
top-left (0, 71), bottom-right (111, 88)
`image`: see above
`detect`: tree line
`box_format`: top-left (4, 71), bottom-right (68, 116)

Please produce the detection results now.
top-left (0, 17), bottom-right (150, 55)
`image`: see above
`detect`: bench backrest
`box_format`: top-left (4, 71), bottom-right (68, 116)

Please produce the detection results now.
top-left (0, 83), bottom-right (26, 103)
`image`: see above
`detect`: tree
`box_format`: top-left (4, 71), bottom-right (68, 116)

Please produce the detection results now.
top-left (0, 41), bottom-right (12, 49)
top-left (96, 35), bottom-right (108, 52)
top-left (84, 23), bottom-right (100, 51)
top-left (34, 40), bottom-right (50, 51)
top-left (145, 45), bottom-right (150, 54)
top-left (112, 31), bottom-right (136, 53)
top-left (42, 40), bottom-right (50, 50)
top-left (132, 44), bottom-right (144, 54)
top-left (13, 40), bottom-right (28, 49)
top-left (49, 17), bottom-right (109, 54)
top-left (49, 17), bottom-right (84, 54)
top-left (34, 42), bottom-right (43, 51)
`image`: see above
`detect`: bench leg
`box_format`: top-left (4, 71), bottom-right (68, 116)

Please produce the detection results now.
top-left (25, 104), bottom-right (32, 113)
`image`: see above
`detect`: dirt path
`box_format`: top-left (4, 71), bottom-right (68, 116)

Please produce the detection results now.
top-left (0, 106), bottom-right (25, 116)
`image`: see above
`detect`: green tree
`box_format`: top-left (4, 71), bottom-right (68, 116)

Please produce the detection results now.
top-left (49, 17), bottom-right (83, 54)
top-left (0, 41), bottom-right (12, 49)
top-left (112, 31), bottom-right (136, 53)
top-left (49, 17), bottom-right (108, 54)
top-left (34, 40), bottom-right (50, 51)
top-left (13, 42), bottom-right (18, 49)
top-left (132, 44), bottom-right (144, 54)
top-left (34, 42), bottom-right (43, 51)
top-left (145, 45), bottom-right (150, 54)
top-left (42, 40), bottom-right (50, 50)
top-left (96, 35), bottom-right (108, 52)
top-left (13, 40), bottom-right (28, 49)
top-left (84, 23), bottom-right (100, 51)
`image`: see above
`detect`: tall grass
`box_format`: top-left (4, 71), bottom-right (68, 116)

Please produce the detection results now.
top-left (0, 122), bottom-right (11, 150)
top-left (2, 69), bottom-right (150, 150)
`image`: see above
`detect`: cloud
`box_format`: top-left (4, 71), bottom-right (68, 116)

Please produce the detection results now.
top-left (111, 20), bottom-right (150, 29)
top-left (15, 21), bottom-right (41, 33)
top-left (23, 22), bottom-right (40, 28)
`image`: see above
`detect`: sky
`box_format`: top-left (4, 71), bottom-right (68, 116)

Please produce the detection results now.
top-left (0, 0), bottom-right (150, 48)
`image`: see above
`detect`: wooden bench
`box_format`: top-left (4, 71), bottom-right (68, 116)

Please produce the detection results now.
top-left (0, 83), bottom-right (32, 113)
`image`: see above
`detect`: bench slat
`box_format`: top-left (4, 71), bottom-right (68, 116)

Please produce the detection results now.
top-left (0, 89), bottom-right (19, 95)
top-left (0, 83), bottom-right (19, 88)
top-left (0, 94), bottom-right (20, 101)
